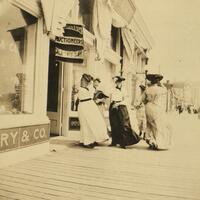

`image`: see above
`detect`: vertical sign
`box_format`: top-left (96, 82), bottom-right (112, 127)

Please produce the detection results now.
top-left (55, 24), bottom-right (84, 63)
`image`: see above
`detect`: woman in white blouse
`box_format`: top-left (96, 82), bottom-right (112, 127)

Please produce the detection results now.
top-left (109, 76), bottom-right (141, 149)
top-left (78, 74), bottom-right (109, 148)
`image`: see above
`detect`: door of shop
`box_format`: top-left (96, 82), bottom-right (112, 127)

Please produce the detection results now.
top-left (60, 63), bottom-right (85, 138)
top-left (47, 41), bottom-right (64, 136)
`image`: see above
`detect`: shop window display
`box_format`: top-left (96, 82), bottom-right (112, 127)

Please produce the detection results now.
top-left (71, 68), bottom-right (84, 112)
top-left (78, 0), bottom-right (94, 33)
top-left (0, 4), bottom-right (37, 114)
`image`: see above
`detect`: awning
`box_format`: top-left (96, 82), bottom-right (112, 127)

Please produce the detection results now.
top-left (10, 0), bottom-right (41, 17)
top-left (110, 0), bottom-right (136, 24)
top-left (0, 1), bottom-right (37, 31)
top-left (121, 28), bottom-right (136, 61)
top-left (92, 0), bottom-right (137, 62)
top-left (41, 0), bottom-right (76, 36)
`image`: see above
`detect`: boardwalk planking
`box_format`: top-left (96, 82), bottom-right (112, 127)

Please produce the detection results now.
top-left (0, 115), bottom-right (200, 200)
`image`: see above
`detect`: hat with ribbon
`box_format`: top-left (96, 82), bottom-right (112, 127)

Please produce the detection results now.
top-left (113, 76), bottom-right (126, 82)
top-left (146, 74), bottom-right (163, 83)
top-left (94, 90), bottom-right (109, 99)
top-left (94, 78), bottom-right (101, 83)
top-left (82, 73), bottom-right (93, 82)
top-left (139, 84), bottom-right (146, 91)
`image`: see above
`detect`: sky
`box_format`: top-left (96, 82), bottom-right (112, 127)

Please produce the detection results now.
top-left (136, 0), bottom-right (200, 82)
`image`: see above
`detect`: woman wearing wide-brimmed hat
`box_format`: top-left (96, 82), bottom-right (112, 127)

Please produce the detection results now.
top-left (78, 74), bottom-right (109, 148)
top-left (109, 76), bottom-right (141, 149)
top-left (145, 74), bottom-right (172, 150)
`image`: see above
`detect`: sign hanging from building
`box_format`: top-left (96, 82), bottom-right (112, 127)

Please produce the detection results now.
top-left (55, 24), bottom-right (84, 63)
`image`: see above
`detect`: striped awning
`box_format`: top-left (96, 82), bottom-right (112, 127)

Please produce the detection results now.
top-left (110, 0), bottom-right (136, 24)
top-left (41, 0), bottom-right (76, 35)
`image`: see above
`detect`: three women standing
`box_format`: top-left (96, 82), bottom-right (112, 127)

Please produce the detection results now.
top-left (78, 73), bottom-right (172, 151)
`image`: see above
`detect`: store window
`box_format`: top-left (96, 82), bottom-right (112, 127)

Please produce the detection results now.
top-left (0, 4), bottom-right (37, 114)
top-left (71, 65), bottom-right (85, 112)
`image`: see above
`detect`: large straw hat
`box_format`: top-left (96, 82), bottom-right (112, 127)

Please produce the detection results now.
top-left (146, 74), bottom-right (163, 83)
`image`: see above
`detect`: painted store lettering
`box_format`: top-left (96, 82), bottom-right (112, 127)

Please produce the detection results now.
top-left (33, 128), bottom-right (46, 139)
top-left (0, 124), bottom-right (49, 152)
top-left (55, 37), bottom-right (83, 46)
top-left (21, 130), bottom-right (30, 142)
top-left (65, 25), bottom-right (83, 34)
top-left (0, 131), bottom-right (19, 147)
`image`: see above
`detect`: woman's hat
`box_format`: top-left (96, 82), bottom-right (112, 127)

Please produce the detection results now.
top-left (139, 84), bottom-right (146, 91)
top-left (94, 78), bottom-right (101, 83)
top-left (82, 73), bottom-right (93, 82)
top-left (146, 74), bottom-right (163, 83)
top-left (113, 76), bottom-right (125, 82)
top-left (94, 90), bottom-right (109, 99)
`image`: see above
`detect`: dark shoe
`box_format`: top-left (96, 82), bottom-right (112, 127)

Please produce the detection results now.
top-left (93, 142), bottom-right (99, 146)
top-left (79, 143), bottom-right (84, 147)
top-left (83, 143), bottom-right (95, 149)
top-left (120, 145), bottom-right (126, 149)
top-left (148, 143), bottom-right (158, 150)
top-left (108, 143), bottom-right (117, 147)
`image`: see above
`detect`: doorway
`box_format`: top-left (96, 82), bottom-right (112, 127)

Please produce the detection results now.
top-left (47, 41), bottom-right (64, 136)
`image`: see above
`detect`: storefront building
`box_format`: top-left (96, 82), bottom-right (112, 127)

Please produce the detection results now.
top-left (43, 0), bottom-right (154, 139)
top-left (0, 0), bottom-right (50, 167)
top-left (0, 0), bottom-right (154, 164)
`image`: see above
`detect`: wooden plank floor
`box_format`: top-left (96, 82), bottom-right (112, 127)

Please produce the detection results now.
top-left (0, 114), bottom-right (200, 200)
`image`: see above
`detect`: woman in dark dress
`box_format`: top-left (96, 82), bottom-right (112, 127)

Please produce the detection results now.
top-left (109, 76), bottom-right (141, 149)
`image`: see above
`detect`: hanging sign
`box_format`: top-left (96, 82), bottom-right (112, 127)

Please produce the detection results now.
top-left (55, 24), bottom-right (84, 63)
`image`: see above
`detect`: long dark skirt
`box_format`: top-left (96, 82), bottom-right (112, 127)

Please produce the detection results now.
top-left (109, 104), bottom-right (141, 147)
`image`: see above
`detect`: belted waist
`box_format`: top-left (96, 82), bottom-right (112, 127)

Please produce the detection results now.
top-left (112, 100), bottom-right (121, 103)
top-left (79, 98), bottom-right (92, 102)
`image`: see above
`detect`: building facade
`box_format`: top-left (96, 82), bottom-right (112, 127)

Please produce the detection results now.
top-left (44, 0), bottom-right (154, 139)
top-left (0, 0), bottom-right (50, 166)
top-left (0, 0), bottom-right (154, 164)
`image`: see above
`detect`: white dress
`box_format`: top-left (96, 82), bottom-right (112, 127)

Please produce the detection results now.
top-left (145, 85), bottom-right (172, 149)
top-left (78, 87), bottom-right (109, 145)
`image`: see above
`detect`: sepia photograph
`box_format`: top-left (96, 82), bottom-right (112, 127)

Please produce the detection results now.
top-left (0, 0), bottom-right (200, 199)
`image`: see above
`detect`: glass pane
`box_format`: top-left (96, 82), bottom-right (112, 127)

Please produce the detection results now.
top-left (0, 4), bottom-right (37, 114)
top-left (71, 66), bottom-right (85, 112)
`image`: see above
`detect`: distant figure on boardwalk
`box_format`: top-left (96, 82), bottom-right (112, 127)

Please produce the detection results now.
top-left (198, 107), bottom-right (200, 120)
top-left (134, 84), bottom-right (147, 139)
top-left (177, 104), bottom-right (183, 114)
top-left (109, 76), bottom-right (141, 149)
top-left (145, 74), bottom-right (172, 150)
top-left (78, 74), bottom-right (109, 148)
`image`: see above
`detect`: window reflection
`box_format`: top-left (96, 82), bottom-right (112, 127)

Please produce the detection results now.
top-left (0, 4), bottom-right (37, 114)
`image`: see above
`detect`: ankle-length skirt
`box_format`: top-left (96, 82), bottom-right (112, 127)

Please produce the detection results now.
top-left (145, 102), bottom-right (172, 150)
top-left (109, 104), bottom-right (141, 146)
top-left (78, 100), bottom-right (109, 145)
